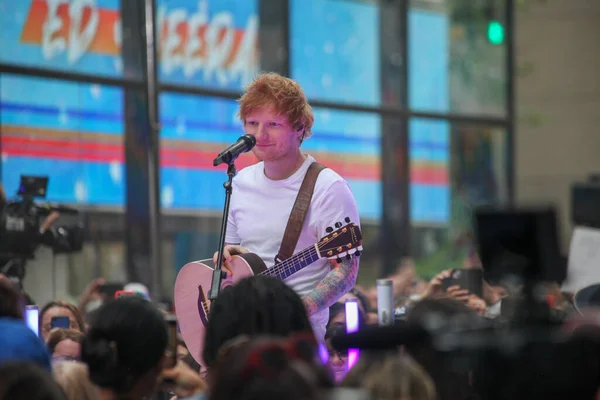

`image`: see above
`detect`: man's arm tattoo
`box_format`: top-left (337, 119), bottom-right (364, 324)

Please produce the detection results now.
top-left (304, 256), bottom-right (359, 315)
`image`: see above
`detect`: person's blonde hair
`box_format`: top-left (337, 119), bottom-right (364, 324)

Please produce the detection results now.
top-left (40, 301), bottom-right (86, 335)
top-left (53, 361), bottom-right (100, 400)
top-left (46, 328), bottom-right (84, 355)
top-left (238, 73), bottom-right (314, 139)
top-left (342, 351), bottom-right (437, 400)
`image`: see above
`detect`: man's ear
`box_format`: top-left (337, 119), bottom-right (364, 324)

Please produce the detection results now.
top-left (297, 125), bottom-right (306, 145)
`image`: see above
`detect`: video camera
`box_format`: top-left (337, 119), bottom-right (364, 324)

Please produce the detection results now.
top-left (0, 176), bottom-right (84, 273)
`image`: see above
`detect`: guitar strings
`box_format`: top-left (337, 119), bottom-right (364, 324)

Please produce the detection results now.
top-left (261, 246), bottom-right (317, 276)
top-left (260, 236), bottom-right (355, 279)
top-left (259, 246), bottom-right (319, 279)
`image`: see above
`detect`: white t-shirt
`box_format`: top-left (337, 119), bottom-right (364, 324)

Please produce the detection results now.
top-left (226, 154), bottom-right (360, 341)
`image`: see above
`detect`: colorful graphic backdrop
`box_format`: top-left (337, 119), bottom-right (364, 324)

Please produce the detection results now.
top-left (0, 0), bottom-right (122, 77)
top-left (1, 74), bottom-right (125, 204)
top-left (1, 0), bottom-right (453, 224)
top-left (290, 0), bottom-right (380, 106)
top-left (408, 9), bottom-right (450, 224)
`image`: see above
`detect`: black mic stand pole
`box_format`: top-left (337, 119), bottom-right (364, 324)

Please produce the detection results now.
top-left (208, 161), bottom-right (237, 301)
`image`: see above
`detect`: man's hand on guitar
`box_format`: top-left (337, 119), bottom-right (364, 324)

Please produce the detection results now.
top-left (212, 244), bottom-right (249, 276)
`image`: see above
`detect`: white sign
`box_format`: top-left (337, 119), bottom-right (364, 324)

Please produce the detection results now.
top-left (562, 226), bottom-right (600, 293)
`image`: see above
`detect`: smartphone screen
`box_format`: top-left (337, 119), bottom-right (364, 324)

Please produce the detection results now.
top-left (165, 314), bottom-right (178, 369)
top-left (25, 305), bottom-right (39, 336)
top-left (51, 316), bottom-right (70, 329)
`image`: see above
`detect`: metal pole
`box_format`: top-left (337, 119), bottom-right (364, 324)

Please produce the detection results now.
top-left (143, 0), bottom-right (162, 300)
top-left (506, 0), bottom-right (516, 205)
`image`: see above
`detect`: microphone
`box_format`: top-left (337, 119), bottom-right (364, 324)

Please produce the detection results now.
top-left (213, 134), bottom-right (256, 166)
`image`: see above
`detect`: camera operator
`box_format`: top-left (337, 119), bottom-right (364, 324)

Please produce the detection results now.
top-left (0, 177), bottom-right (83, 286)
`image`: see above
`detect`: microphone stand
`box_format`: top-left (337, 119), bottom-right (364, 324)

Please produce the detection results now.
top-left (208, 161), bottom-right (237, 301)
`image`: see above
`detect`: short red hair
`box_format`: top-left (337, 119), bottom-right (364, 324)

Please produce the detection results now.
top-left (238, 73), bottom-right (314, 139)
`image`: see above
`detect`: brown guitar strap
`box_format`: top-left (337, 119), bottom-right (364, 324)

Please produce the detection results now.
top-left (275, 161), bottom-right (327, 263)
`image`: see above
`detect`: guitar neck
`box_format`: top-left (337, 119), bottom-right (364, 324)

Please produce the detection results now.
top-left (260, 245), bottom-right (321, 281)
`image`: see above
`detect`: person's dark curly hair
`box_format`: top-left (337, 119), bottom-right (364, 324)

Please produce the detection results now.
top-left (81, 297), bottom-right (168, 395)
top-left (203, 275), bottom-right (315, 369)
top-left (0, 362), bottom-right (65, 400)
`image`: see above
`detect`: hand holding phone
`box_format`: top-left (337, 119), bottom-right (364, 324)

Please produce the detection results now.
top-left (421, 269), bottom-right (453, 299)
top-left (160, 360), bottom-right (206, 398)
top-left (441, 268), bottom-right (483, 298)
top-left (165, 314), bottom-right (178, 369)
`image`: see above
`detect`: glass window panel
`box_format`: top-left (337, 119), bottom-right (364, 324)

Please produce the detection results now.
top-left (1, 74), bottom-right (125, 206)
top-left (410, 120), bottom-right (509, 278)
top-left (157, 0), bottom-right (259, 91)
top-left (409, 0), bottom-right (507, 116)
top-left (309, 107), bottom-right (382, 221)
top-left (290, 0), bottom-right (381, 106)
top-left (408, 8), bottom-right (450, 113)
top-left (409, 118), bottom-right (451, 225)
top-left (159, 92), bottom-right (246, 210)
top-left (309, 108), bottom-right (383, 284)
top-left (0, 0), bottom-right (123, 77)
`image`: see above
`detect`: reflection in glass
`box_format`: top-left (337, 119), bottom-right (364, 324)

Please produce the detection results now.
top-left (290, 0), bottom-right (381, 106)
top-left (409, 0), bottom-right (507, 116)
top-left (156, 0), bottom-right (259, 91)
top-left (409, 118), bottom-right (451, 225)
top-left (158, 93), bottom-right (250, 210)
top-left (0, 74), bottom-right (125, 206)
top-left (410, 121), bottom-right (508, 278)
top-left (309, 108), bottom-right (382, 221)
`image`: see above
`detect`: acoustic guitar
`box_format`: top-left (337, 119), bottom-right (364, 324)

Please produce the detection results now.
top-left (173, 219), bottom-right (363, 369)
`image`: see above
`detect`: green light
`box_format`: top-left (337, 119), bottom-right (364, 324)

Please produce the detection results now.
top-left (487, 20), bottom-right (504, 45)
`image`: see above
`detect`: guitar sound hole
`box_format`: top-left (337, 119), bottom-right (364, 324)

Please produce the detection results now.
top-left (197, 285), bottom-right (210, 327)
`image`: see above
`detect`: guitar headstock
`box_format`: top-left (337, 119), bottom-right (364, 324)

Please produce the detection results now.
top-left (316, 217), bottom-right (363, 263)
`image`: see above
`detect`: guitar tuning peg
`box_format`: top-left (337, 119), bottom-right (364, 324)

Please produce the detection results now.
top-left (355, 250), bottom-right (361, 257)
top-left (326, 226), bottom-right (333, 233)
top-left (335, 222), bottom-right (342, 228)
top-left (336, 257), bottom-right (342, 264)
top-left (345, 217), bottom-right (351, 223)
top-left (346, 254), bottom-right (352, 260)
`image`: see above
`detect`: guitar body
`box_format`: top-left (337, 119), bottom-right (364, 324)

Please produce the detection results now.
top-left (173, 253), bottom-right (267, 369)
top-left (173, 221), bottom-right (363, 371)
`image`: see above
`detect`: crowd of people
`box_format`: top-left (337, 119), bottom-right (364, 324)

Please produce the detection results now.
top-left (1, 254), bottom-right (600, 400)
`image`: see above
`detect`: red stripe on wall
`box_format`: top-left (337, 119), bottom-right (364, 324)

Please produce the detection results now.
top-left (3, 136), bottom-right (386, 181)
